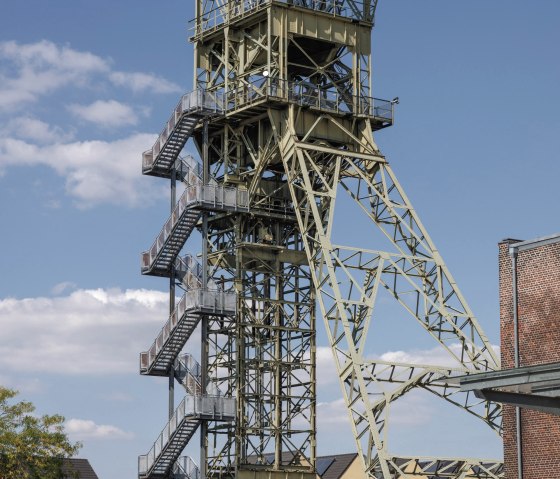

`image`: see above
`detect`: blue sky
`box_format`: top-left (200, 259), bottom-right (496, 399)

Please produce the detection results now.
top-left (1, 1), bottom-right (559, 478)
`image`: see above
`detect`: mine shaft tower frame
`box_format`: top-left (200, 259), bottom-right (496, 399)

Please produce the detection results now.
top-left (138, 1), bottom-right (504, 479)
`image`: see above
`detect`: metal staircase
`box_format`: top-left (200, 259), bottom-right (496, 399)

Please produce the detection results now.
top-left (138, 396), bottom-right (235, 479)
top-left (141, 157), bottom-right (249, 277)
top-left (142, 90), bottom-right (224, 178)
top-left (141, 158), bottom-right (203, 277)
top-left (140, 255), bottom-right (233, 377)
top-left (139, 85), bottom-right (243, 479)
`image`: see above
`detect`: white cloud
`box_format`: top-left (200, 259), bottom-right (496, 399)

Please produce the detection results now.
top-left (317, 388), bottom-right (433, 429)
top-left (51, 281), bottom-right (77, 295)
top-left (0, 288), bottom-right (169, 375)
top-left (68, 100), bottom-right (138, 127)
top-left (0, 40), bottom-right (108, 110)
top-left (317, 346), bottom-right (338, 387)
top-left (109, 71), bottom-right (181, 94)
top-left (317, 398), bottom-right (349, 425)
top-left (0, 40), bottom-right (181, 111)
top-left (3, 116), bottom-right (73, 143)
top-left (0, 133), bottom-right (165, 207)
top-left (378, 343), bottom-right (500, 370)
top-left (66, 418), bottom-right (134, 440)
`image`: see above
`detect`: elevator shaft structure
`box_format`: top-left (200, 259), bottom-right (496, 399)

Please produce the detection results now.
top-left (139, 1), bottom-right (504, 479)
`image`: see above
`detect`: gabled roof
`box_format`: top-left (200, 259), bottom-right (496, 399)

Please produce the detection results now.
top-left (317, 453), bottom-right (358, 479)
top-left (62, 458), bottom-right (99, 479)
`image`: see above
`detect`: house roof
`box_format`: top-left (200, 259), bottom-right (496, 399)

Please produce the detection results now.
top-left (317, 453), bottom-right (358, 479)
top-left (246, 451), bottom-right (359, 479)
top-left (61, 458), bottom-right (99, 479)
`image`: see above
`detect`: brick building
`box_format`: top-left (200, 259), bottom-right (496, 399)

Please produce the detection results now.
top-left (498, 235), bottom-right (560, 479)
top-left (457, 233), bottom-right (560, 478)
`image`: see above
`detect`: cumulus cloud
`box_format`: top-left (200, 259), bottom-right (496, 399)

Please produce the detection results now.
top-left (67, 100), bottom-right (139, 127)
top-left (317, 346), bottom-right (339, 387)
top-left (3, 116), bottom-right (73, 144)
top-left (0, 40), bottom-right (108, 110)
top-left (317, 389), bottom-right (434, 429)
top-left (0, 40), bottom-right (181, 111)
top-left (316, 342), bottom-right (496, 390)
top-left (66, 418), bottom-right (134, 440)
top-left (0, 288), bottom-right (169, 375)
top-left (109, 71), bottom-right (181, 94)
top-left (0, 133), bottom-right (165, 207)
top-left (377, 343), bottom-right (500, 369)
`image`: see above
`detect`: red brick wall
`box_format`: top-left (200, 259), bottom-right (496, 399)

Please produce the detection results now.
top-left (499, 239), bottom-right (560, 479)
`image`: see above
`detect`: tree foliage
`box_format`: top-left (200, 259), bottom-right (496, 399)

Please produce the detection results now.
top-left (0, 387), bottom-right (81, 479)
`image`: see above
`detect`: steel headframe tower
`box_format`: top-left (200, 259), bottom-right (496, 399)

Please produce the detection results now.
top-left (138, 1), bottom-right (504, 479)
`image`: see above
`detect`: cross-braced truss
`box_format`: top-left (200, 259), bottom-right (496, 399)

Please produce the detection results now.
top-left (276, 112), bottom-right (502, 477)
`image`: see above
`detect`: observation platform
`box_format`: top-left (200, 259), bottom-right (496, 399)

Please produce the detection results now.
top-left (150, 81), bottom-right (393, 134)
top-left (138, 395), bottom-right (235, 479)
top-left (140, 288), bottom-right (237, 377)
top-left (223, 77), bottom-right (394, 129)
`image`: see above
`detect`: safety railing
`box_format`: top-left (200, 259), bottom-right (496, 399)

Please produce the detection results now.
top-left (140, 288), bottom-right (236, 373)
top-left (142, 90), bottom-right (224, 171)
top-left (176, 254), bottom-right (203, 290)
top-left (138, 395), bottom-right (236, 475)
top-left (190, 0), bottom-right (269, 40)
top-left (175, 156), bottom-right (203, 185)
top-left (140, 189), bottom-right (201, 272)
top-left (184, 183), bottom-right (250, 211)
top-left (223, 76), bottom-right (394, 122)
top-left (141, 184), bottom-right (248, 273)
top-left (175, 354), bottom-right (202, 395)
top-left (185, 288), bottom-right (237, 315)
top-left (173, 457), bottom-right (201, 479)
top-left (190, 0), bottom-right (376, 40)
top-left (278, 0), bottom-right (376, 21)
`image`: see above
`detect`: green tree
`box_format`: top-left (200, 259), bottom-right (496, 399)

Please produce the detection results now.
top-left (0, 387), bottom-right (81, 479)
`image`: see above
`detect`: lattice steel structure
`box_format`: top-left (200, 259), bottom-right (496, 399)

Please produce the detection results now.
top-left (138, 1), bottom-right (504, 479)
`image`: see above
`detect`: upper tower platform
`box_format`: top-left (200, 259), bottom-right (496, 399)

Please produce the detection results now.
top-left (191, 0), bottom-right (379, 42)
top-left (190, 0), bottom-right (393, 136)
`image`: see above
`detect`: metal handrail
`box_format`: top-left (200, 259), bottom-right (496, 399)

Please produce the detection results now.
top-left (220, 75), bottom-right (394, 121)
top-left (138, 395), bottom-right (236, 475)
top-left (141, 183), bottom-right (249, 272)
top-left (139, 288), bottom-right (237, 372)
top-left (173, 456), bottom-right (201, 479)
top-left (143, 91), bottom-right (224, 171)
top-left (175, 354), bottom-right (202, 395)
top-left (189, 0), bottom-right (376, 40)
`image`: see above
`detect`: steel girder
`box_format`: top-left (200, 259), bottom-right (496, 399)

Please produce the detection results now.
top-left (274, 111), bottom-right (502, 478)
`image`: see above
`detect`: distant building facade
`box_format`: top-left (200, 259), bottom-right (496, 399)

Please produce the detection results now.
top-left (499, 235), bottom-right (560, 478)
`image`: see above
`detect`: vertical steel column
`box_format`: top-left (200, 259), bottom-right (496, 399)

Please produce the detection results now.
top-left (200, 119), bottom-right (210, 479)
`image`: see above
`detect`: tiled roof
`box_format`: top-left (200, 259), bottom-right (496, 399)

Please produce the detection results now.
top-left (317, 453), bottom-right (358, 479)
top-left (62, 458), bottom-right (99, 479)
